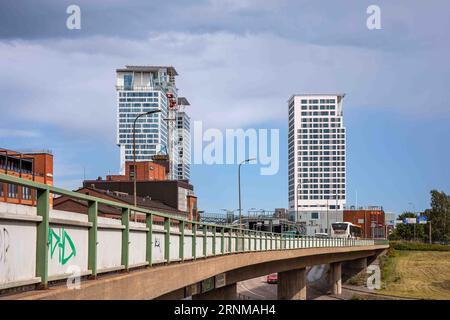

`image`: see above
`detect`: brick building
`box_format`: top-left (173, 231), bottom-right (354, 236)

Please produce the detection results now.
top-left (83, 178), bottom-right (198, 222)
top-left (106, 160), bottom-right (168, 182)
top-left (0, 148), bottom-right (53, 206)
top-left (343, 206), bottom-right (385, 238)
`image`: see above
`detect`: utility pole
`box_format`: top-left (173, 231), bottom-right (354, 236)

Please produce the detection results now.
top-left (238, 158), bottom-right (255, 231)
top-left (429, 220), bottom-right (432, 244)
top-left (133, 110), bottom-right (162, 222)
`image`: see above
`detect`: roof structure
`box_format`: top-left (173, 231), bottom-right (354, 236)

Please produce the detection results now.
top-left (116, 65), bottom-right (178, 76)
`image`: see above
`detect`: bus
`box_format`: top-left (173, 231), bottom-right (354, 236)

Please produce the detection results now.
top-left (330, 222), bottom-right (362, 239)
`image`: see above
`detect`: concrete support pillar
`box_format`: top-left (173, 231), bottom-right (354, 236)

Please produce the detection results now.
top-left (330, 262), bottom-right (342, 295)
top-left (192, 283), bottom-right (237, 300)
top-left (277, 268), bottom-right (306, 300)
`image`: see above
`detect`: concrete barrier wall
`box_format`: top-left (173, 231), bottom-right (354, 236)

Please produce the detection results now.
top-left (48, 225), bottom-right (89, 279)
top-left (152, 229), bottom-right (165, 263)
top-left (129, 222), bottom-right (147, 267)
top-left (0, 219), bottom-right (37, 288)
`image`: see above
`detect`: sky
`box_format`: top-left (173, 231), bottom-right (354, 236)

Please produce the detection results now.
top-left (0, 0), bottom-right (449, 215)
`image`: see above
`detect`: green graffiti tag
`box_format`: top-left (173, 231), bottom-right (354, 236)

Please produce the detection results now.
top-left (48, 228), bottom-right (76, 265)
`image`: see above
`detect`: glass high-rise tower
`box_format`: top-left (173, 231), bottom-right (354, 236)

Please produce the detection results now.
top-left (115, 66), bottom-right (190, 180)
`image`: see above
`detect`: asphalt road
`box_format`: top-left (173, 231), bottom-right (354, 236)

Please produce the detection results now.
top-left (236, 276), bottom-right (339, 300)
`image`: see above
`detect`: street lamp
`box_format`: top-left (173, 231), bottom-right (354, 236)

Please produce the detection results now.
top-left (238, 158), bottom-right (255, 230)
top-left (132, 109), bottom-right (162, 217)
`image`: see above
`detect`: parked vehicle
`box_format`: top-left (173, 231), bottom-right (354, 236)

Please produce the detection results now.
top-left (266, 273), bottom-right (278, 284)
top-left (314, 232), bottom-right (329, 238)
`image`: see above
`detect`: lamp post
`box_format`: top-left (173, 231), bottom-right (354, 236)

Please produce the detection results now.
top-left (132, 109), bottom-right (162, 218)
top-left (408, 202), bottom-right (416, 241)
top-left (238, 158), bottom-right (255, 230)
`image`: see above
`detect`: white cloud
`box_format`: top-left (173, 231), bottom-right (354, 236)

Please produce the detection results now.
top-left (0, 129), bottom-right (40, 137)
top-left (0, 31), bottom-right (448, 143)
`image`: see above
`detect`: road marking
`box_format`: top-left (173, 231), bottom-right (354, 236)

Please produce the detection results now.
top-left (237, 280), bottom-right (268, 299)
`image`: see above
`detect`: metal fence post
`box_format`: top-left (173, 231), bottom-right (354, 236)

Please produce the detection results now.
top-left (228, 228), bottom-right (232, 253)
top-left (192, 223), bottom-right (197, 259)
top-left (88, 200), bottom-right (98, 278)
top-left (121, 208), bottom-right (130, 270)
top-left (36, 188), bottom-right (49, 289)
top-left (164, 217), bottom-right (170, 263)
top-left (259, 232), bottom-right (262, 251)
top-left (265, 233), bottom-right (268, 250)
top-left (221, 228), bottom-right (225, 254)
top-left (180, 220), bottom-right (185, 261)
top-left (146, 213), bottom-right (153, 266)
top-left (212, 226), bottom-right (216, 256)
top-left (203, 224), bottom-right (207, 257)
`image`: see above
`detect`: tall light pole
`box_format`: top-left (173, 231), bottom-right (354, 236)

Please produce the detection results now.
top-left (238, 158), bottom-right (255, 230)
top-left (132, 109), bottom-right (161, 218)
top-left (408, 202), bottom-right (416, 241)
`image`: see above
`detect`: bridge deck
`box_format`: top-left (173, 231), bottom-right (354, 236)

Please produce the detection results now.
top-left (0, 173), bottom-right (388, 299)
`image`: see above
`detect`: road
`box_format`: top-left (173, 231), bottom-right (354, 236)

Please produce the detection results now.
top-left (237, 276), bottom-right (339, 300)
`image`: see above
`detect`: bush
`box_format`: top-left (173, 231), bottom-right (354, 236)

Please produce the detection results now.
top-left (389, 240), bottom-right (450, 251)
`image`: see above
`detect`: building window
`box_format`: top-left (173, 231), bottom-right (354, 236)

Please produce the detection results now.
top-left (311, 212), bottom-right (319, 219)
top-left (0, 182), bottom-right (3, 197)
top-left (22, 187), bottom-right (31, 200)
top-left (8, 184), bottom-right (18, 198)
top-left (124, 74), bottom-right (133, 90)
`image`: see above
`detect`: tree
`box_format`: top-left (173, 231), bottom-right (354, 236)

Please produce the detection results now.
top-left (389, 212), bottom-right (425, 241)
top-left (427, 190), bottom-right (450, 242)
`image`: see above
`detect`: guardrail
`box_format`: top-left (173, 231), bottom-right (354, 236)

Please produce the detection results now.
top-left (0, 173), bottom-right (381, 292)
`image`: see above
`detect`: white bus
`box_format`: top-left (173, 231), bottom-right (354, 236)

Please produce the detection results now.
top-left (331, 222), bottom-right (362, 239)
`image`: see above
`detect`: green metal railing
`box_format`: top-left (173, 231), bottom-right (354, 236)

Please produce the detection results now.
top-left (0, 173), bottom-right (383, 290)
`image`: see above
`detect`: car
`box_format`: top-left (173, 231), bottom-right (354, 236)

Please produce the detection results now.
top-left (314, 232), bottom-right (329, 238)
top-left (266, 273), bottom-right (278, 284)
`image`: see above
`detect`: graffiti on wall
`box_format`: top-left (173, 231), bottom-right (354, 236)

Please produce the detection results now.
top-left (49, 228), bottom-right (76, 265)
top-left (0, 227), bottom-right (10, 263)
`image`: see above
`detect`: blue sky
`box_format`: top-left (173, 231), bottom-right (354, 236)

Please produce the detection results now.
top-left (0, 0), bottom-right (449, 215)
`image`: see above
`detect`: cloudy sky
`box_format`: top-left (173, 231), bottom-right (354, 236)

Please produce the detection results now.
top-left (0, 0), bottom-right (449, 215)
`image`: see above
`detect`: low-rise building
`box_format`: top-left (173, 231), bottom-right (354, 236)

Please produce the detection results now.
top-left (106, 160), bottom-right (168, 181)
top-left (83, 178), bottom-right (198, 221)
top-left (54, 186), bottom-right (185, 222)
top-left (0, 147), bottom-right (53, 206)
top-left (343, 206), bottom-right (385, 238)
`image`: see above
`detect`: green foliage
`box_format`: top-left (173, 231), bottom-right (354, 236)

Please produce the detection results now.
top-left (427, 190), bottom-right (450, 242)
top-left (390, 240), bottom-right (450, 251)
top-left (389, 212), bottom-right (425, 241)
top-left (380, 248), bottom-right (401, 287)
top-left (389, 190), bottom-right (450, 242)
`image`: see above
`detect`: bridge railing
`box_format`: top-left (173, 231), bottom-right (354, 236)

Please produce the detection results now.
top-left (0, 173), bottom-right (379, 292)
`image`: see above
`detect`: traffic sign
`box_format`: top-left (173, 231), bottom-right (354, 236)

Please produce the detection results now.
top-left (418, 216), bottom-right (428, 224)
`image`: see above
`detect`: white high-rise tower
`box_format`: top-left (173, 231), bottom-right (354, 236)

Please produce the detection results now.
top-left (288, 94), bottom-right (346, 235)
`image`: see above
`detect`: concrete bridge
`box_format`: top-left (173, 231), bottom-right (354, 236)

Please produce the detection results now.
top-left (0, 173), bottom-right (388, 300)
